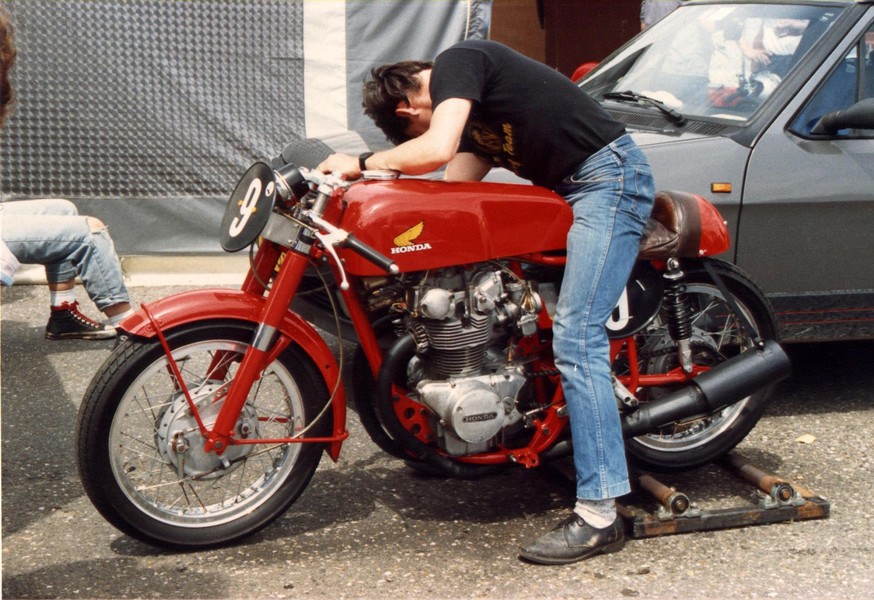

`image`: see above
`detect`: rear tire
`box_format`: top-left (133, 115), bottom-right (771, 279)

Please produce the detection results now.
top-left (625, 260), bottom-right (778, 470)
top-left (75, 320), bottom-right (330, 548)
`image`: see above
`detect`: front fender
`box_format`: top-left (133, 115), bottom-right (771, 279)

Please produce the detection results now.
top-left (120, 288), bottom-right (346, 460)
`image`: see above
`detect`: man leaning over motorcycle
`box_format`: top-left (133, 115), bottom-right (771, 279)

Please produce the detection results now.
top-left (318, 39), bottom-right (655, 565)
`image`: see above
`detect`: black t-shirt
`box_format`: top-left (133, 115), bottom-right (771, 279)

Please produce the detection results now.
top-left (430, 40), bottom-right (626, 188)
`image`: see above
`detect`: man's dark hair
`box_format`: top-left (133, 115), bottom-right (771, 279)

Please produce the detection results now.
top-left (0, 7), bottom-right (16, 127)
top-left (362, 60), bottom-right (432, 146)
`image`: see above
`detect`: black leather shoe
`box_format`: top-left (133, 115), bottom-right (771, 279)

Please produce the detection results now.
top-left (519, 514), bottom-right (625, 565)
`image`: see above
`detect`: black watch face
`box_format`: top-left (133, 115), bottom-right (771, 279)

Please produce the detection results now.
top-left (220, 162), bottom-right (277, 252)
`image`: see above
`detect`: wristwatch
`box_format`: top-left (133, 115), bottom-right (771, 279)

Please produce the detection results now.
top-left (358, 151), bottom-right (374, 172)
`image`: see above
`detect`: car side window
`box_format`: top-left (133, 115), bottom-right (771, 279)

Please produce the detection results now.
top-left (790, 23), bottom-right (874, 137)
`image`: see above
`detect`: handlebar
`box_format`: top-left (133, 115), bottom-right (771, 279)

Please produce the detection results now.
top-left (293, 170), bottom-right (399, 276)
top-left (271, 165), bottom-right (400, 281)
top-left (297, 166), bottom-right (350, 194)
top-left (344, 233), bottom-right (400, 275)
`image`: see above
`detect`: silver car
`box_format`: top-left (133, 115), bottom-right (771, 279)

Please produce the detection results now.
top-left (285, 0), bottom-right (873, 342)
top-left (579, 0), bottom-right (874, 342)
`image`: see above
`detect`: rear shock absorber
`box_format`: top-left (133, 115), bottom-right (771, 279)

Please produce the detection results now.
top-left (662, 258), bottom-right (694, 373)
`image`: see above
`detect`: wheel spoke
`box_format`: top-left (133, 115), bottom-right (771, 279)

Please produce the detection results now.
top-left (78, 322), bottom-right (328, 546)
top-left (106, 336), bottom-right (306, 528)
top-left (628, 269), bottom-right (774, 466)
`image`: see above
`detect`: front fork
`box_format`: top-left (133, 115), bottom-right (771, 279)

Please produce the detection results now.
top-left (202, 241), bottom-right (311, 454)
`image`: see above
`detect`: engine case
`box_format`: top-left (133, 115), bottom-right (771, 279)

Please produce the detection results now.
top-left (416, 367), bottom-right (527, 455)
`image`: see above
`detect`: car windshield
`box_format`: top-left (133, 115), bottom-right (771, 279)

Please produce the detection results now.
top-left (580, 3), bottom-right (846, 123)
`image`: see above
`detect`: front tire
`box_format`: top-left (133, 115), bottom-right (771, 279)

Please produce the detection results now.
top-left (75, 320), bottom-right (330, 549)
top-left (625, 260), bottom-right (779, 470)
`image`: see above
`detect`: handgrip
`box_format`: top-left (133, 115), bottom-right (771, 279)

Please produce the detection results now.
top-left (345, 233), bottom-right (399, 274)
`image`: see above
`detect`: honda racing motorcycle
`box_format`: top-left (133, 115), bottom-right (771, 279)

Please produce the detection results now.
top-left (75, 160), bottom-right (791, 549)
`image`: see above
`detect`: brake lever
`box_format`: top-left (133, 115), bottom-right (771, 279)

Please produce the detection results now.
top-left (306, 207), bottom-right (398, 268)
top-left (305, 212), bottom-right (352, 291)
top-left (312, 229), bottom-right (351, 291)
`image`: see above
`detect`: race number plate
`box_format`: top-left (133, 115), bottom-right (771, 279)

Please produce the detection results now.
top-left (220, 162), bottom-right (277, 252)
top-left (606, 261), bottom-right (664, 339)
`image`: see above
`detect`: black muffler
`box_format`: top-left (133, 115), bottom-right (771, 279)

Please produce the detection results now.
top-left (622, 339), bottom-right (791, 438)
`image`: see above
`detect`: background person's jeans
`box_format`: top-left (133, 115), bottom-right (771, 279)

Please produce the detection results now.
top-left (0, 199), bottom-right (130, 311)
top-left (552, 134), bottom-right (655, 501)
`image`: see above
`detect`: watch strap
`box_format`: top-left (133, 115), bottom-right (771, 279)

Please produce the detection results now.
top-left (358, 151), bottom-right (375, 172)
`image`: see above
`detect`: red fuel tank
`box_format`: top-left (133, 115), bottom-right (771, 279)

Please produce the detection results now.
top-left (336, 179), bottom-right (573, 276)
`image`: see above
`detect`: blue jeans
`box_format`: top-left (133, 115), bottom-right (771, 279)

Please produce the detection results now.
top-left (552, 134), bottom-right (654, 500)
top-left (0, 199), bottom-right (130, 311)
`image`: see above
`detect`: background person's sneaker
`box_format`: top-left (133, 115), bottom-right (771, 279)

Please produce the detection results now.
top-left (45, 301), bottom-right (116, 340)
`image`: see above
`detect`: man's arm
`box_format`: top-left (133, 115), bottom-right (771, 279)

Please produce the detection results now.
top-left (444, 152), bottom-right (491, 181)
top-left (318, 98), bottom-right (473, 179)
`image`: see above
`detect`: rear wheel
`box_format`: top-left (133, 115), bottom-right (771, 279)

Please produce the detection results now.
top-left (75, 320), bottom-right (329, 548)
top-left (625, 261), bottom-right (778, 470)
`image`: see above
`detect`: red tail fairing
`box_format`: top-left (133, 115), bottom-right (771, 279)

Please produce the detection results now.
top-left (694, 193), bottom-right (731, 257)
top-left (638, 191), bottom-right (731, 261)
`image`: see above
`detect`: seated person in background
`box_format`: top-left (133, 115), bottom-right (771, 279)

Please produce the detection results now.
top-left (0, 8), bottom-right (134, 340)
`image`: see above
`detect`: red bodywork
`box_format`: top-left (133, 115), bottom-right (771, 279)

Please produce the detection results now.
top-left (336, 180), bottom-right (731, 274)
top-left (337, 179), bottom-right (573, 276)
top-left (694, 193), bottom-right (731, 257)
top-left (118, 177), bottom-right (731, 467)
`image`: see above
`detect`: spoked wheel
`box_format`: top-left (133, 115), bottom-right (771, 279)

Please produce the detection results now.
top-left (75, 320), bottom-right (330, 549)
top-left (625, 261), bottom-right (779, 470)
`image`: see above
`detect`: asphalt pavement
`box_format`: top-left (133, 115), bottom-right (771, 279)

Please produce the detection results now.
top-left (2, 283), bottom-right (872, 599)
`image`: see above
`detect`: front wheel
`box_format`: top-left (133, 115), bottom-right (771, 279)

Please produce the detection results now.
top-left (625, 260), bottom-right (779, 470)
top-left (75, 320), bottom-right (330, 549)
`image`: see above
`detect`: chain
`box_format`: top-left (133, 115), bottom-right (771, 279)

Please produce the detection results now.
top-left (638, 344), bottom-right (678, 360)
top-left (531, 368), bottom-right (560, 378)
top-left (634, 340), bottom-right (721, 365)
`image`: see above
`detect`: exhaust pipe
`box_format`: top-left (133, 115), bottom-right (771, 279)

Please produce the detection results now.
top-left (622, 339), bottom-right (791, 438)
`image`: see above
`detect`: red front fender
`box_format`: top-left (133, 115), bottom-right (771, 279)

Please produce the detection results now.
top-left (120, 288), bottom-right (346, 460)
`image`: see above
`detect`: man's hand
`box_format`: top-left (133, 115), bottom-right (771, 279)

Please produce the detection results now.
top-left (317, 153), bottom-right (361, 180)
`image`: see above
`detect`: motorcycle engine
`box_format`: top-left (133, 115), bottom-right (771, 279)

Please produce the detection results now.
top-left (403, 266), bottom-right (543, 456)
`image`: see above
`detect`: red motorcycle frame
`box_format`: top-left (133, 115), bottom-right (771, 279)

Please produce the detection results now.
top-left (76, 163), bottom-right (789, 548)
top-left (118, 174), bottom-right (729, 464)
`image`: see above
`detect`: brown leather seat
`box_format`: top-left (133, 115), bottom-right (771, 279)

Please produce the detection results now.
top-left (638, 190), bottom-right (703, 260)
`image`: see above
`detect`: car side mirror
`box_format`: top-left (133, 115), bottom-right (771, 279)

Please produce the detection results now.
top-left (810, 98), bottom-right (874, 135)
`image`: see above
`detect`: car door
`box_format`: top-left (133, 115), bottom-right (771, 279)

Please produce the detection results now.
top-left (737, 12), bottom-right (874, 299)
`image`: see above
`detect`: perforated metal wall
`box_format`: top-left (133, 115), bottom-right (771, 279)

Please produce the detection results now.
top-left (0, 1), bottom-right (490, 254)
top-left (2, 1), bottom-right (304, 202)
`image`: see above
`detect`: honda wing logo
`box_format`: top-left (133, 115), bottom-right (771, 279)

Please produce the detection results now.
top-left (391, 221), bottom-right (433, 255)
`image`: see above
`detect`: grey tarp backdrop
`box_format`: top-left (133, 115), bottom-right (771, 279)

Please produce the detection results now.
top-left (0, 0), bottom-right (491, 254)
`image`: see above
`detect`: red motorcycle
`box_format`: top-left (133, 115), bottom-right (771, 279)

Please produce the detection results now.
top-left (75, 160), bottom-right (790, 549)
